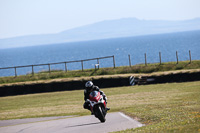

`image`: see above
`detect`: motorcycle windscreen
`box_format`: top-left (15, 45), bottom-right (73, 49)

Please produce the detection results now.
top-left (89, 91), bottom-right (101, 102)
top-left (89, 91), bottom-right (98, 97)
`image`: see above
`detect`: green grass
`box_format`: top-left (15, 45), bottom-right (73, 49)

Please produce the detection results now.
top-left (0, 60), bottom-right (200, 84)
top-left (0, 81), bottom-right (200, 132)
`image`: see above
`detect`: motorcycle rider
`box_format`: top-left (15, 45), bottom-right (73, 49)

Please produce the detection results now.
top-left (83, 81), bottom-right (110, 113)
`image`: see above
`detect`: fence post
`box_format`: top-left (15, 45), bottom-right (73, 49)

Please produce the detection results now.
top-left (81, 60), bottom-right (84, 71)
top-left (32, 65), bottom-right (34, 76)
top-left (113, 55), bottom-right (116, 68)
top-left (128, 54), bottom-right (132, 67)
top-left (14, 67), bottom-right (17, 77)
top-left (176, 51), bottom-right (178, 64)
top-left (97, 58), bottom-right (100, 69)
top-left (65, 62), bottom-right (67, 72)
top-left (189, 50), bottom-right (191, 64)
top-left (48, 64), bottom-right (51, 73)
top-left (145, 53), bottom-right (147, 66)
top-left (159, 52), bottom-right (162, 65)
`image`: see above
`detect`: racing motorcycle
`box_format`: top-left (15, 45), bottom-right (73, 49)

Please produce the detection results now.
top-left (88, 90), bottom-right (108, 122)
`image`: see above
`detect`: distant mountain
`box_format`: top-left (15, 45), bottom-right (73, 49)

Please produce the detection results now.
top-left (1, 18), bottom-right (200, 49)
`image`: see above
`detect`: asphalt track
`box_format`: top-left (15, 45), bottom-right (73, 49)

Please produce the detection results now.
top-left (0, 112), bottom-right (144, 133)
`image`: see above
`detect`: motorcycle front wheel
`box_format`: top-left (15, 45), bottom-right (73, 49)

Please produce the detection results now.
top-left (96, 106), bottom-right (106, 123)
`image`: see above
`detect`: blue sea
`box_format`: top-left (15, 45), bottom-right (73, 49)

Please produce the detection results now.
top-left (0, 30), bottom-right (200, 77)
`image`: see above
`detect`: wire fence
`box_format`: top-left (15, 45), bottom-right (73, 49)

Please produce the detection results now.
top-left (128, 50), bottom-right (192, 67)
top-left (0, 55), bottom-right (115, 77)
top-left (0, 50), bottom-right (194, 77)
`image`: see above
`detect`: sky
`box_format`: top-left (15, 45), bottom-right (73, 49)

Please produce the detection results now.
top-left (0, 0), bottom-right (200, 39)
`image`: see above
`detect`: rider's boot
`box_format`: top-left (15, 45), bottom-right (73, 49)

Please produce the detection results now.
top-left (104, 98), bottom-right (110, 111)
top-left (106, 107), bottom-right (110, 111)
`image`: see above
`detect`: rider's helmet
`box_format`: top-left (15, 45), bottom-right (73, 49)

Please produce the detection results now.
top-left (85, 81), bottom-right (94, 92)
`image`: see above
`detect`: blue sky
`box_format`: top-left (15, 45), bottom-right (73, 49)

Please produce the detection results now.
top-left (0, 0), bottom-right (200, 39)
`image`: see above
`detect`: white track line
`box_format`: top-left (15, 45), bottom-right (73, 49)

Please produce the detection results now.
top-left (118, 112), bottom-right (144, 127)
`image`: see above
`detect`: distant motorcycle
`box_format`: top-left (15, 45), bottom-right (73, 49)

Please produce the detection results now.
top-left (88, 90), bottom-right (108, 122)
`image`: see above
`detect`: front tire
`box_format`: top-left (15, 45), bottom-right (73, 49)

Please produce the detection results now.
top-left (96, 106), bottom-right (106, 123)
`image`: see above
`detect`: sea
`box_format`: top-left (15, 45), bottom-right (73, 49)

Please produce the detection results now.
top-left (0, 30), bottom-right (200, 77)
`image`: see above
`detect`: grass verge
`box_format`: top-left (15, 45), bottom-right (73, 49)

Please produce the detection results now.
top-left (0, 60), bottom-right (200, 84)
top-left (0, 81), bottom-right (200, 132)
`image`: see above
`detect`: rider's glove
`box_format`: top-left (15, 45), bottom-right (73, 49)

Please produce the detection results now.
top-left (99, 90), bottom-right (105, 95)
top-left (86, 99), bottom-right (90, 103)
top-left (104, 96), bottom-right (107, 101)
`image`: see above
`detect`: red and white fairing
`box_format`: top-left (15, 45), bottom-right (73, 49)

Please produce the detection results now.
top-left (88, 91), bottom-right (107, 122)
top-left (89, 91), bottom-right (106, 112)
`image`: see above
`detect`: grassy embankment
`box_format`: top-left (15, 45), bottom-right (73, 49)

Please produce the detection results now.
top-left (0, 60), bottom-right (200, 84)
top-left (0, 81), bottom-right (200, 132)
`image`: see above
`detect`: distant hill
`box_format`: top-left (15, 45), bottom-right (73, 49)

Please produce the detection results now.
top-left (1, 18), bottom-right (200, 49)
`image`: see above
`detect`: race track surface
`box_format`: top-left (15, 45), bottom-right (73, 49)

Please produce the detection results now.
top-left (0, 112), bottom-right (144, 133)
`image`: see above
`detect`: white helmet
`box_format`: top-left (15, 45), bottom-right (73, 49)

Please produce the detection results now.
top-left (85, 81), bottom-right (93, 88)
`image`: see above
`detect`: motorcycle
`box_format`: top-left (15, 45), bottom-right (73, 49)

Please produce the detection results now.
top-left (88, 90), bottom-right (107, 123)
